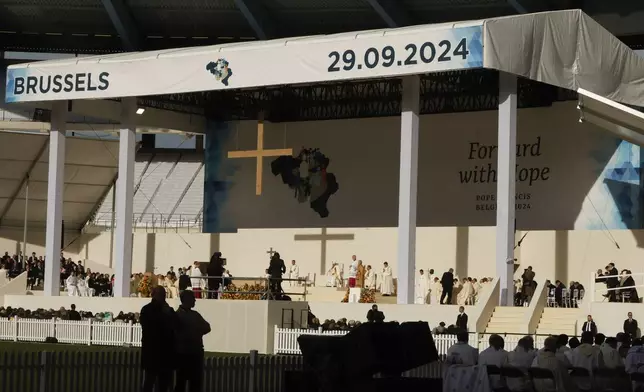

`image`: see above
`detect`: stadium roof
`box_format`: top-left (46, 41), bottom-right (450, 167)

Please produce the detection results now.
top-left (0, 131), bottom-right (119, 230)
top-left (6, 10), bottom-right (644, 107)
top-left (1, 0), bottom-right (644, 54)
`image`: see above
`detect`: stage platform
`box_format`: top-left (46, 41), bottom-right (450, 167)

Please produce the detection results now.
top-left (3, 295), bottom-right (308, 354)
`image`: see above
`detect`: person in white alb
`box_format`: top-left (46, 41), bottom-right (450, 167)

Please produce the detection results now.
top-left (348, 258), bottom-right (358, 288)
top-left (77, 276), bottom-right (89, 297)
top-left (446, 331), bottom-right (478, 365)
top-left (66, 272), bottom-right (78, 296)
top-left (289, 260), bottom-right (299, 286)
top-left (189, 262), bottom-right (205, 299)
top-left (365, 265), bottom-right (375, 290)
top-left (415, 269), bottom-right (430, 304)
top-left (479, 334), bottom-right (509, 390)
top-left (380, 262), bottom-right (394, 296)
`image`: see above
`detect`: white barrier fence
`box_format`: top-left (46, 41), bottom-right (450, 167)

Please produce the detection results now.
top-left (274, 326), bottom-right (552, 356)
top-left (0, 317), bottom-right (142, 347)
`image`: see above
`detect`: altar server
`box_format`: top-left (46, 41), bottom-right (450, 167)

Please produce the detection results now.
top-left (289, 260), bottom-right (299, 287)
top-left (380, 262), bottom-right (394, 296)
top-left (415, 269), bottom-right (430, 304)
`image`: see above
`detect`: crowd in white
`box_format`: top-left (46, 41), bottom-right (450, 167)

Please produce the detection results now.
top-left (325, 261), bottom-right (492, 305)
top-left (445, 331), bottom-right (644, 392)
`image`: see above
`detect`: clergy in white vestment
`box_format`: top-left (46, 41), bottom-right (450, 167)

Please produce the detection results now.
top-left (415, 269), bottom-right (430, 304)
top-left (325, 264), bottom-right (337, 287)
top-left (431, 277), bottom-right (442, 304)
top-left (380, 262), bottom-right (394, 296)
top-left (66, 273), bottom-right (78, 296)
top-left (626, 340), bottom-right (644, 373)
top-left (189, 262), bottom-right (205, 298)
top-left (531, 337), bottom-right (579, 392)
top-left (289, 260), bottom-right (299, 286)
top-left (507, 337), bottom-right (537, 392)
top-left (570, 332), bottom-right (599, 391)
top-left (446, 331), bottom-right (479, 365)
top-left (479, 334), bottom-right (509, 390)
top-left (364, 265), bottom-right (375, 289)
top-left (457, 278), bottom-right (473, 305)
top-left (347, 259), bottom-right (358, 288)
top-left (77, 277), bottom-right (89, 297)
top-left (334, 263), bottom-right (343, 288)
top-left (598, 337), bottom-right (623, 368)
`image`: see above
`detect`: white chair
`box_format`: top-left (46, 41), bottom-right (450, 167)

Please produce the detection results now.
top-left (547, 288), bottom-right (556, 307)
top-left (562, 288), bottom-right (571, 307)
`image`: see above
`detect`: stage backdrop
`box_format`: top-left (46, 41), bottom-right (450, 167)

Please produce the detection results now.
top-left (204, 102), bottom-right (643, 232)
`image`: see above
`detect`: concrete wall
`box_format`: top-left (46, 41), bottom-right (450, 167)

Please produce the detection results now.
top-left (3, 295), bottom-right (308, 354)
top-left (580, 302), bottom-right (644, 337)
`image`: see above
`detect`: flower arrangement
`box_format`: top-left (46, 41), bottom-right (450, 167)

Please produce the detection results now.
top-left (138, 276), bottom-right (151, 298)
top-left (341, 288), bottom-right (376, 303)
top-left (220, 283), bottom-right (268, 300)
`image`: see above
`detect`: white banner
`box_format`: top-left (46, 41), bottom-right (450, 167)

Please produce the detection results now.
top-left (5, 25), bottom-right (483, 103)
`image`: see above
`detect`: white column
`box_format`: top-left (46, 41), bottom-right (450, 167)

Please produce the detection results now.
top-left (44, 101), bottom-right (67, 296)
top-left (496, 72), bottom-right (517, 306)
top-left (113, 97), bottom-right (136, 297)
top-left (397, 75), bottom-right (420, 305)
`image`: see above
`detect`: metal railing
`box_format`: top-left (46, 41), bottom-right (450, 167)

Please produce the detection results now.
top-left (0, 350), bottom-right (306, 392)
top-left (86, 213), bottom-right (203, 233)
top-left (273, 326), bottom-right (565, 356)
top-left (0, 318), bottom-right (142, 347)
top-left (589, 271), bottom-right (643, 303)
top-left (192, 275), bottom-right (309, 301)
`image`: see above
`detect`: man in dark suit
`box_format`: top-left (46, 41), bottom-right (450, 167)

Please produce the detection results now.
top-left (207, 252), bottom-right (225, 299)
top-left (268, 252), bottom-right (286, 298)
top-left (455, 306), bottom-right (468, 331)
top-left (624, 312), bottom-right (638, 338)
top-left (140, 286), bottom-right (177, 392)
top-left (606, 263), bottom-right (619, 302)
top-left (366, 304), bottom-right (385, 323)
top-left (581, 314), bottom-right (597, 336)
top-left (440, 268), bottom-right (454, 305)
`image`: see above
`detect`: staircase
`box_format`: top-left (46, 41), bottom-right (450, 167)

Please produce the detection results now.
top-left (535, 308), bottom-right (580, 336)
top-left (485, 306), bottom-right (526, 334)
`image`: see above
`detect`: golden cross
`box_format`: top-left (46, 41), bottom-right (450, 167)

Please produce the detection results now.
top-left (227, 115), bottom-right (292, 195)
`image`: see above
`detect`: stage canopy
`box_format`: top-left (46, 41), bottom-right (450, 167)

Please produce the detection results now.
top-left (5, 9), bottom-right (644, 107)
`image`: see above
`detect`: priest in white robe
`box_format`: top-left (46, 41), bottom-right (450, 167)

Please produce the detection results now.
top-left (289, 260), bottom-right (299, 286)
top-left (415, 269), bottom-right (430, 304)
top-left (570, 332), bottom-right (599, 391)
top-left (347, 259), bottom-right (358, 288)
top-left (446, 331), bottom-right (478, 365)
top-left (66, 272), bottom-right (78, 296)
top-left (479, 334), bottom-right (509, 390)
top-left (507, 337), bottom-right (536, 392)
top-left (457, 278), bottom-right (474, 305)
top-left (380, 262), bottom-right (394, 296)
top-left (531, 337), bottom-right (578, 392)
top-left (77, 277), bottom-right (89, 297)
top-left (431, 277), bottom-right (442, 304)
top-left (365, 265), bottom-right (375, 290)
top-left (325, 264), bottom-right (336, 287)
top-left (598, 337), bottom-right (623, 368)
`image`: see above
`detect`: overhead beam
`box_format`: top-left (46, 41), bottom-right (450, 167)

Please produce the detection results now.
top-left (100, 0), bottom-right (142, 50)
top-left (507, 0), bottom-right (528, 13)
top-left (0, 137), bottom-right (48, 226)
top-left (365, 0), bottom-right (411, 28)
top-left (233, 0), bottom-right (276, 40)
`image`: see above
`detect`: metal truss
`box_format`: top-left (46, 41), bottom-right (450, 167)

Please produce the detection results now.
top-left (143, 69), bottom-right (577, 123)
